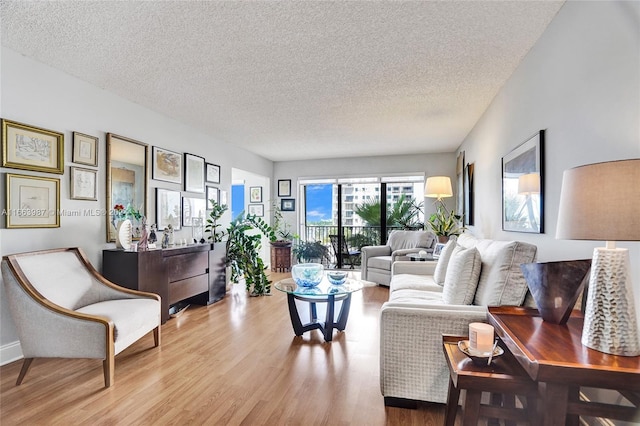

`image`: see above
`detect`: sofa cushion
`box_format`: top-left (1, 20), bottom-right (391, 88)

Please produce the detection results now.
top-left (367, 255), bottom-right (393, 271)
top-left (433, 238), bottom-right (457, 286)
top-left (472, 240), bottom-right (537, 306)
top-left (442, 246), bottom-right (481, 305)
top-left (387, 230), bottom-right (435, 252)
top-left (77, 298), bottom-right (160, 343)
top-left (390, 273), bottom-right (442, 293)
top-left (388, 288), bottom-right (445, 304)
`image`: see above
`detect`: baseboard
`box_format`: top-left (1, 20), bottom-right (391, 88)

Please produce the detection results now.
top-left (0, 340), bottom-right (23, 366)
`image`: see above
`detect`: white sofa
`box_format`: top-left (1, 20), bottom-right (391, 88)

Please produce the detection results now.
top-left (361, 230), bottom-right (436, 286)
top-left (379, 233), bottom-right (537, 406)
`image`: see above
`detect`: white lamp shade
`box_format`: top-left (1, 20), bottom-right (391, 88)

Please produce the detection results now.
top-left (556, 159), bottom-right (640, 241)
top-left (425, 176), bottom-right (453, 199)
top-left (517, 172), bottom-right (540, 195)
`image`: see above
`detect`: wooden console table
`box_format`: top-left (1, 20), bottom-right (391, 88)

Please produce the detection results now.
top-left (488, 306), bottom-right (640, 426)
top-left (103, 243), bottom-right (226, 323)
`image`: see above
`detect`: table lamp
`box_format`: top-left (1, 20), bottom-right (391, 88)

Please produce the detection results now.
top-left (556, 159), bottom-right (640, 356)
top-left (425, 176), bottom-right (453, 201)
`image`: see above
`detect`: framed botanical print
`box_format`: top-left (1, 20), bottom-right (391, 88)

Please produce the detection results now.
top-left (152, 146), bottom-right (182, 184)
top-left (72, 132), bottom-right (98, 167)
top-left (278, 179), bottom-right (291, 197)
top-left (70, 166), bottom-right (98, 200)
top-left (281, 198), bottom-right (295, 211)
top-left (156, 188), bottom-right (181, 230)
top-left (6, 173), bottom-right (60, 228)
top-left (248, 204), bottom-right (264, 217)
top-left (184, 153), bottom-right (205, 193)
top-left (502, 130), bottom-right (544, 233)
top-left (2, 119), bottom-right (64, 174)
top-left (250, 186), bottom-right (262, 203)
top-left (206, 163), bottom-right (220, 184)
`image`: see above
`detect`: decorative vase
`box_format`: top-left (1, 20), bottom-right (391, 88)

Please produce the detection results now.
top-left (291, 263), bottom-right (324, 288)
top-left (520, 259), bottom-right (591, 324)
top-left (438, 235), bottom-right (449, 244)
top-left (115, 219), bottom-right (133, 250)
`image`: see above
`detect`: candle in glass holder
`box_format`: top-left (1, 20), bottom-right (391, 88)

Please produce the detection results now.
top-left (469, 322), bottom-right (494, 353)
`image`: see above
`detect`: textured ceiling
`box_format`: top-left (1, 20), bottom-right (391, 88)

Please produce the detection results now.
top-left (1, 1), bottom-right (564, 162)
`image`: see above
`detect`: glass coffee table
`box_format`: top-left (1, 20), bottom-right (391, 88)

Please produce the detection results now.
top-left (274, 277), bottom-right (363, 342)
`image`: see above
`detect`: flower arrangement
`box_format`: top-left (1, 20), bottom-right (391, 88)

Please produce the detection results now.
top-left (112, 204), bottom-right (142, 224)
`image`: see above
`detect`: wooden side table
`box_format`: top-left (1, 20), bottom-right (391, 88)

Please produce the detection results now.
top-left (270, 244), bottom-right (291, 272)
top-left (442, 335), bottom-right (538, 426)
top-left (488, 306), bottom-right (640, 426)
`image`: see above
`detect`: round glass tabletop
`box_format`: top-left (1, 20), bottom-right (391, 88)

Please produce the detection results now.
top-left (274, 277), bottom-right (364, 297)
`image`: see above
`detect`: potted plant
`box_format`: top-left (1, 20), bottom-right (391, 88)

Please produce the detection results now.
top-left (270, 201), bottom-right (297, 246)
top-left (225, 212), bottom-right (276, 296)
top-left (427, 201), bottom-right (465, 243)
top-left (205, 200), bottom-right (228, 243)
top-left (293, 240), bottom-right (331, 264)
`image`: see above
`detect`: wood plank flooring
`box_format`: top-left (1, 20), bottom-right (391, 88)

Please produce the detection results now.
top-left (0, 272), bottom-right (452, 425)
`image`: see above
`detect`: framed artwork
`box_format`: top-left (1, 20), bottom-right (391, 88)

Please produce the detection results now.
top-left (70, 166), bottom-right (98, 201)
top-left (464, 162), bottom-right (474, 226)
top-left (278, 179), bottom-right (291, 197)
top-left (72, 132), bottom-right (98, 166)
top-left (156, 188), bottom-right (181, 230)
top-left (152, 146), bottom-right (182, 184)
top-left (206, 186), bottom-right (219, 208)
top-left (220, 190), bottom-right (228, 206)
top-left (206, 163), bottom-right (220, 184)
top-left (250, 186), bottom-right (262, 203)
top-left (6, 173), bottom-right (60, 228)
top-left (433, 243), bottom-right (446, 259)
top-left (502, 130), bottom-right (545, 233)
top-left (281, 198), bottom-right (295, 211)
top-left (2, 119), bottom-right (64, 174)
top-left (248, 204), bottom-right (264, 217)
top-left (184, 153), bottom-right (205, 193)
top-left (456, 151), bottom-right (465, 217)
top-left (182, 196), bottom-right (207, 226)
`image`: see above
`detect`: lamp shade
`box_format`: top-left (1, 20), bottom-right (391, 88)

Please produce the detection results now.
top-left (425, 176), bottom-right (453, 199)
top-left (517, 172), bottom-right (540, 195)
top-left (556, 159), bottom-right (640, 241)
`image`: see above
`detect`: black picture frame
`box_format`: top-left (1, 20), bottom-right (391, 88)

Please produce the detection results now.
top-left (502, 130), bottom-right (544, 233)
top-left (464, 162), bottom-right (474, 226)
top-left (152, 146), bottom-right (182, 184)
top-left (184, 153), bottom-right (205, 193)
top-left (278, 179), bottom-right (292, 197)
top-left (206, 162), bottom-right (220, 184)
top-left (281, 198), bottom-right (295, 211)
top-left (206, 186), bottom-right (219, 208)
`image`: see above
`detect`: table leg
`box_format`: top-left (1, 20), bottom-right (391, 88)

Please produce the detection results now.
top-left (309, 302), bottom-right (317, 322)
top-left (323, 294), bottom-right (335, 342)
top-left (444, 378), bottom-right (460, 426)
top-left (286, 293), bottom-right (305, 336)
top-left (463, 389), bottom-right (482, 426)
top-left (541, 382), bottom-right (569, 426)
top-left (335, 294), bottom-right (352, 331)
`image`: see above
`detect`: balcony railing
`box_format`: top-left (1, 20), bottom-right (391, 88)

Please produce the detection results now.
top-left (300, 225), bottom-right (406, 268)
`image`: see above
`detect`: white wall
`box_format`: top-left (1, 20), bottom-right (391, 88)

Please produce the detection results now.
top-left (458, 1), bottom-right (640, 330)
top-left (0, 47), bottom-right (273, 363)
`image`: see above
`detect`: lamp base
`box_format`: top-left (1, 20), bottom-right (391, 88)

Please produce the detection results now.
top-left (582, 247), bottom-right (640, 356)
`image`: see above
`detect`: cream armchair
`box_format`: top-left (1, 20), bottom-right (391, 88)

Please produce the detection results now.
top-left (1, 247), bottom-right (161, 387)
top-left (361, 230), bottom-right (436, 286)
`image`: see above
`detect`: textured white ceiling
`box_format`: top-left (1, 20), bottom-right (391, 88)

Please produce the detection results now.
top-left (1, 1), bottom-right (564, 162)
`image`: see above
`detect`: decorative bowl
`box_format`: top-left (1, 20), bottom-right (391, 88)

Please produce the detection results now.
top-left (291, 263), bottom-right (324, 288)
top-left (327, 271), bottom-right (348, 285)
top-left (457, 340), bottom-right (503, 366)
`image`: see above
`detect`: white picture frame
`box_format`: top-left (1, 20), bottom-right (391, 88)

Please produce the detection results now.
top-left (70, 166), bottom-right (98, 200)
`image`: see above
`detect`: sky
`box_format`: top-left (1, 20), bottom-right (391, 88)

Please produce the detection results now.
top-left (305, 184), bottom-right (333, 223)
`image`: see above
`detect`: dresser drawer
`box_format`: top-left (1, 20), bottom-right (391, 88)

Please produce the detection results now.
top-left (166, 251), bottom-right (208, 282)
top-left (168, 274), bottom-right (208, 304)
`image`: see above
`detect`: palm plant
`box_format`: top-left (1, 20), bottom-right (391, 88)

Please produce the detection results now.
top-left (354, 194), bottom-right (424, 229)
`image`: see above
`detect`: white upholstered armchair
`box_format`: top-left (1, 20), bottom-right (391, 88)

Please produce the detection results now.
top-left (1, 247), bottom-right (161, 387)
top-left (361, 230), bottom-right (436, 286)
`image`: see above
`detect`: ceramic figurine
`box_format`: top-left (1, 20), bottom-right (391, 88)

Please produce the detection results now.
top-left (138, 216), bottom-right (149, 251)
top-left (149, 224), bottom-right (157, 244)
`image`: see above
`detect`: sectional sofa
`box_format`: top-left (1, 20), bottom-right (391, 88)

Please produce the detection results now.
top-left (379, 233), bottom-right (537, 406)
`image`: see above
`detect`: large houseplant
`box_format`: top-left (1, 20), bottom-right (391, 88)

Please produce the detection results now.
top-left (292, 240), bottom-right (331, 264)
top-left (225, 212), bottom-right (276, 296)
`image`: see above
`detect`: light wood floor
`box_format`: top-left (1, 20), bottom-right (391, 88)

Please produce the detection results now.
top-left (0, 272), bottom-right (453, 425)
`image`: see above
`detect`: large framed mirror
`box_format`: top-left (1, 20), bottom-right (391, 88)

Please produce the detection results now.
top-left (106, 133), bottom-right (149, 242)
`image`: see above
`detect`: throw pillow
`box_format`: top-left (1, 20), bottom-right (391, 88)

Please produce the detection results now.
top-left (442, 246), bottom-right (482, 305)
top-left (433, 238), bottom-right (457, 286)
